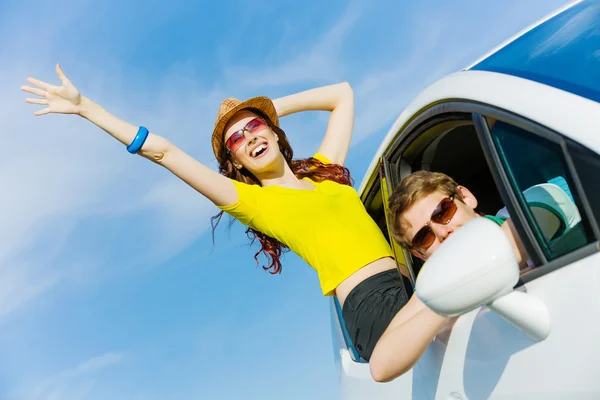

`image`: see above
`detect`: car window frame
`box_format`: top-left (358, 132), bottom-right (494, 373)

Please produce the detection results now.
top-left (377, 100), bottom-right (600, 286)
top-left (379, 157), bottom-right (416, 283)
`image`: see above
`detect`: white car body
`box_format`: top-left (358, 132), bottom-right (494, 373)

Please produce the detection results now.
top-left (331, 1), bottom-right (600, 399)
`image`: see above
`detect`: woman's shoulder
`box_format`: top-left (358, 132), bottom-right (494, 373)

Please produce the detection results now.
top-left (312, 152), bottom-right (332, 165)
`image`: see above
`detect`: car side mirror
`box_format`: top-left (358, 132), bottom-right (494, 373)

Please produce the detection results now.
top-left (416, 217), bottom-right (550, 341)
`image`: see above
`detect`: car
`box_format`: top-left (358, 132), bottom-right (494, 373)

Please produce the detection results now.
top-left (329, 0), bottom-right (600, 398)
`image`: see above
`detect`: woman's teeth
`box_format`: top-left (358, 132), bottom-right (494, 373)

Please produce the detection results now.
top-left (252, 144), bottom-right (267, 157)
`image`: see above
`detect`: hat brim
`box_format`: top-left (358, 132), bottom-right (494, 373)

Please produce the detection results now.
top-left (212, 96), bottom-right (279, 162)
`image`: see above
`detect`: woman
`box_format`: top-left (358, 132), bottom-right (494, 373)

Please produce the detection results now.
top-left (21, 64), bottom-right (413, 364)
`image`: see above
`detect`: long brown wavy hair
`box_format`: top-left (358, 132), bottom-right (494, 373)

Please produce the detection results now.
top-left (211, 108), bottom-right (353, 274)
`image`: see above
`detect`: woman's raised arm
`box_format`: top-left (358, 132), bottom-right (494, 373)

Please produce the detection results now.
top-left (22, 64), bottom-right (237, 207)
top-left (273, 82), bottom-right (354, 165)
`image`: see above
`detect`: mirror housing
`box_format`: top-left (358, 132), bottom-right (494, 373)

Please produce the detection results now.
top-left (416, 217), bottom-right (519, 316)
top-left (416, 217), bottom-right (550, 341)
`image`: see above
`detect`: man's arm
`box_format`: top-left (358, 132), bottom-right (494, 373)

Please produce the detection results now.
top-left (369, 293), bottom-right (450, 382)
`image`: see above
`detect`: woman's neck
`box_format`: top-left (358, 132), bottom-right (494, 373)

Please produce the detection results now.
top-left (256, 159), bottom-right (310, 189)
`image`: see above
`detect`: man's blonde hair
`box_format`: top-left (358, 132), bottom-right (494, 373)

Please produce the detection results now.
top-left (388, 171), bottom-right (462, 248)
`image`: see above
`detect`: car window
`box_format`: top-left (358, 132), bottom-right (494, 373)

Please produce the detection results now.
top-left (568, 140), bottom-right (600, 224)
top-left (490, 121), bottom-right (594, 261)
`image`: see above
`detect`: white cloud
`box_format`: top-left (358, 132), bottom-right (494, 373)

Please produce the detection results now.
top-left (0, 264), bottom-right (58, 318)
top-left (61, 353), bottom-right (123, 378)
top-left (352, 14), bottom-right (456, 144)
top-left (223, 0), bottom-right (363, 88)
top-left (137, 179), bottom-right (216, 265)
top-left (9, 352), bottom-right (124, 400)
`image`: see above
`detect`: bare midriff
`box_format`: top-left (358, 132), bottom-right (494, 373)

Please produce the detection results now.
top-left (335, 257), bottom-right (403, 307)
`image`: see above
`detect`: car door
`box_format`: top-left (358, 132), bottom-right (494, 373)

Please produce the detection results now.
top-left (411, 110), bottom-right (600, 400)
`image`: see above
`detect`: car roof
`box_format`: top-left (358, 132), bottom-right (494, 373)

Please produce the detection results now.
top-left (463, 0), bottom-right (583, 71)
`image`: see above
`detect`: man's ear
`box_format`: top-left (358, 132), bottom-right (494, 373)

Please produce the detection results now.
top-left (457, 185), bottom-right (478, 210)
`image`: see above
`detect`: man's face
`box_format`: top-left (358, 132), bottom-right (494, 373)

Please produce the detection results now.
top-left (400, 186), bottom-right (480, 260)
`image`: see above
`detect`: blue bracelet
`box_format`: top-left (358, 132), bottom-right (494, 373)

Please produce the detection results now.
top-left (127, 126), bottom-right (149, 154)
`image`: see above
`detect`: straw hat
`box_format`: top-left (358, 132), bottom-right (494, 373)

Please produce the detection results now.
top-left (211, 96), bottom-right (279, 163)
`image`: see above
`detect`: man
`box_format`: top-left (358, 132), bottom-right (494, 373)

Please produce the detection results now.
top-left (369, 170), bottom-right (530, 382)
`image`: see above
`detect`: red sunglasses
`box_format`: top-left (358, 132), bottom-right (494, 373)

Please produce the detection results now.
top-left (410, 195), bottom-right (458, 252)
top-left (224, 117), bottom-right (269, 153)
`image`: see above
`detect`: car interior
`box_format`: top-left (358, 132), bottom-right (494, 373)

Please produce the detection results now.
top-left (384, 115), bottom-right (504, 277)
top-left (362, 113), bottom-right (592, 282)
top-left (361, 114), bottom-right (504, 281)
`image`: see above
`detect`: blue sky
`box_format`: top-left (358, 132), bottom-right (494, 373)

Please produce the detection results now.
top-left (0, 0), bottom-right (569, 398)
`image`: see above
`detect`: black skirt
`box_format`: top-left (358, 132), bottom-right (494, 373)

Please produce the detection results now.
top-left (342, 269), bottom-right (414, 361)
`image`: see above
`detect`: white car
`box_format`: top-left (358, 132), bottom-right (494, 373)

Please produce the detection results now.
top-left (330, 0), bottom-right (600, 398)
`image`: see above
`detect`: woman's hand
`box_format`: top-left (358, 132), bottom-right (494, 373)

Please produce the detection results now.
top-left (21, 64), bottom-right (83, 116)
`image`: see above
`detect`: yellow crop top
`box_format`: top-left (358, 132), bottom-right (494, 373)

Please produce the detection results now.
top-left (218, 153), bottom-right (394, 296)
